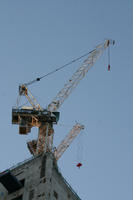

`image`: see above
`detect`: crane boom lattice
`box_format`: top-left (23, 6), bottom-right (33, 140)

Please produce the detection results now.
top-left (48, 39), bottom-right (114, 112)
top-left (54, 123), bottom-right (84, 161)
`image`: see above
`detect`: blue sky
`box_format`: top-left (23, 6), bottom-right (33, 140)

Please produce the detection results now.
top-left (0, 1), bottom-right (133, 199)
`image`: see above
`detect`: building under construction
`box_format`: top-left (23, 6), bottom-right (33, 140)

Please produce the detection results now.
top-left (0, 40), bottom-right (114, 200)
top-left (0, 153), bottom-right (81, 200)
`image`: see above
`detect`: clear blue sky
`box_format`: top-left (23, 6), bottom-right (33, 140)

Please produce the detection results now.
top-left (0, 1), bottom-right (133, 199)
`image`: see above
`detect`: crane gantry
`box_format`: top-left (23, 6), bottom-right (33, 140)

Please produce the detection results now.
top-left (12, 39), bottom-right (114, 161)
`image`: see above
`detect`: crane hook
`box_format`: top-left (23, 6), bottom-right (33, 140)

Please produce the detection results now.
top-left (76, 162), bottom-right (82, 168)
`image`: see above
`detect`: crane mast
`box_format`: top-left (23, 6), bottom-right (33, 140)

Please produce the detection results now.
top-left (12, 39), bottom-right (114, 158)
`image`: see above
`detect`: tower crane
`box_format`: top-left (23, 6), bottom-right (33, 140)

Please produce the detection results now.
top-left (12, 39), bottom-right (114, 158)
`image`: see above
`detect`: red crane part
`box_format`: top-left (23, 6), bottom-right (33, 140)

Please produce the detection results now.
top-left (76, 163), bottom-right (82, 168)
top-left (108, 64), bottom-right (111, 71)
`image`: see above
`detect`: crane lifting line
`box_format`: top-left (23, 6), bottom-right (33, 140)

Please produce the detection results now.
top-left (24, 48), bottom-right (101, 87)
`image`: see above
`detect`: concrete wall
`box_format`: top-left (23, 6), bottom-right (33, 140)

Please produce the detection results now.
top-left (0, 153), bottom-right (81, 200)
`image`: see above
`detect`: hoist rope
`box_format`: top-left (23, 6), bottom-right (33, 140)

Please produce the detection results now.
top-left (24, 50), bottom-right (95, 86)
top-left (76, 130), bottom-right (84, 163)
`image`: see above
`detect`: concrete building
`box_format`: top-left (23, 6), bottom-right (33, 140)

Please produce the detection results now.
top-left (0, 153), bottom-right (81, 200)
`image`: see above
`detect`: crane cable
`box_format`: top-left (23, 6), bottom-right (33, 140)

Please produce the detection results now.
top-left (24, 50), bottom-right (96, 87)
top-left (24, 39), bottom-right (114, 87)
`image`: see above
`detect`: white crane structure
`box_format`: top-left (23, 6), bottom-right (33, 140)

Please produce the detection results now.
top-left (48, 39), bottom-right (115, 112)
top-left (27, 122), bottom-right (84, 160)
top-left (54, 123), bottom-right (84, 161)
top-left (12, 39), bottom-right (115, 160)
